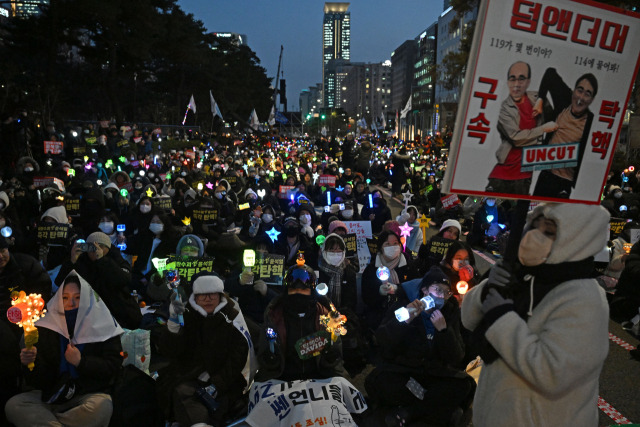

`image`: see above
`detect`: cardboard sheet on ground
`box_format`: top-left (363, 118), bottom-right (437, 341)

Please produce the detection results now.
top-left (245, 377), bottom-right (367, 427)
top-left (442, 0), bottom-right (640, 204)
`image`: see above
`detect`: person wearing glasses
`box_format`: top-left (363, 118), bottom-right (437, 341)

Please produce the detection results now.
top-left (365, 266), bottom-right (476, 427)
top-left (158, 273), bottom-right (253, 427)
top-left (532, 69), bottom-right (598, 198)
top-left (486, 61), bottom-right (558, 195)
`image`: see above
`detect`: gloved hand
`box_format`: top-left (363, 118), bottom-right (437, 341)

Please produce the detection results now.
top-left (396, 211), bottom-right (410, 225)
top-left (459, 264), bottom-right (474, 282)
top-left (254, 280), bottom-right (267, 296)
top-left (302, 225), bottom-right (314, 239)
top-left (481, 288), bottom-right (513, 314)
top-left (239, 270), bottom-right (254, 285)
top-left (488, 260), bottom-right (513, 287)
top-left (168, 297), bottom-right (185, 333)
top-left (379, 283), bottom-right (397, 296)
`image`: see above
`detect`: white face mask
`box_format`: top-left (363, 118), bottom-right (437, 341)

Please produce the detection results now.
top-left (383, 245), bottom-right (401, 259)
top-left (99, 221), bottom-right (114, 235)
top-left (342, 209), bottom-right (354, 219)
top-left (300, 214), bottom-right (311, 225)
top-left (149, 223), bottom-right (164, 235)
top-left (262, 214), bottom-right (273, 223)
top-left (452, 259), bottom-right (469, 271)
top-left (24, 167), bottom-right (34, 173)
top-left (325, 251), bottom-right (345, 266)
top-left (614, 192), bottom-right (622, 199)
top-left (140, 204), bottom-right (151, 214)
top-left (518, 229), bottom-right (554, 266)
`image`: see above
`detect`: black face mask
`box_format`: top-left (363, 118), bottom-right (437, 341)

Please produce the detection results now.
top-left (284, 293), bottom-right (315, 314)
top-left (285, 227), bottom-right (299, 237)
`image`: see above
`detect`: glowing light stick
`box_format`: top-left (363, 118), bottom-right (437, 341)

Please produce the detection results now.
top-left (116, 224), bottom-right (127, 250)
top-left (266, 328), bottom-right (278, 353)
top-left (197, 183), bottom-right (203, 191)
top-left (257, 189), bottom-right (266, 198)
top-left (368, 194), bottom-right (374, 209)
top-left (120, 189), bottom-right (128, 197)
top-left (316, 283), bottom-right (328, 296)
top-left (242, 249), bottom-right (256, 285)
top-left (376, 266), bottom-right (390, 282)
top-left (316, 235), bottom-right (326, 246)
top-left (395, 295), bottom-right (436, 322)
top-left (145, 188), bottom-right (154, 198)
top-left (486, 215), bottom-right (494, 223)
top-left (165, 269), bottom-right (184, 326)
top-left (456, 281), bottom-right (469, 295)
top-left (296, 253), bottom-right (305, 266)
top-left (7, 291), bottom-right (46, 370)
top-left (67, 169), bottom-right (75, 177)
top-left (266, 227), bottom-right (280, 243)
top-left (399, 223), bottom-right (413, 249)
top-left (1, 226), bottom-right (12, 238)
top-left (319, 303), bottom-right (347, 342)
top-left (181, 217), bottom-right (191, 226)
top-left (327, 191), bottom-right (331, 206)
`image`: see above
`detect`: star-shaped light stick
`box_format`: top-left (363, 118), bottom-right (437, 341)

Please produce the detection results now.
top-left (418, 214), bottom-right (430, 245)
top-left (206, 182), bottom-right (214, 190)
top-left (145, 188), bottom-right (154, 198)
top-left (181, 217), bottom-right (191, 226)
top-left (266, 227), bottom-right (281, 243)
top-left (399, 222), bottom-right (413, 250)
top-left (312, 172), bottom-right (320, 183)
top-left (402, 190), bottom-right (413, 209)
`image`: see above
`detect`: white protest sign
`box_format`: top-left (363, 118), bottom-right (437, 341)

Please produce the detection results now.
top-left (343, 220), bottom-right (373, 273)
top-left (443, 0), bottom-right (640, 204)
top-left (245, 377), bottom-right (367, 427)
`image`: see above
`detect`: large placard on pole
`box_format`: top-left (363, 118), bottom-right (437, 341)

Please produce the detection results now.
top-left (442, 0), bottom-right (640, 204)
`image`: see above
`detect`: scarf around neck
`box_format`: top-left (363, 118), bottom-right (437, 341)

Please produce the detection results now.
top-left (318, 254), bottom-right (346, 306)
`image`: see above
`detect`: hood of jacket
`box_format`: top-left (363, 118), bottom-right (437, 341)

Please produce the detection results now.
top-left (527, 203), bottom-right (609, 264)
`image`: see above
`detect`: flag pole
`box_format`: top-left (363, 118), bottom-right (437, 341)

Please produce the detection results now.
top-left (181, 105), bottom-right (190, 125)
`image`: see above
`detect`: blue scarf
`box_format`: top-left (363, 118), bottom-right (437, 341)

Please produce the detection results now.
top-left (59, 309), bottom-right (85, 378)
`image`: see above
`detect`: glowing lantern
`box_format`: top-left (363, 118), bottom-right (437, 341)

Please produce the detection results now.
top-left (7, 291), bottom-right (46, 371)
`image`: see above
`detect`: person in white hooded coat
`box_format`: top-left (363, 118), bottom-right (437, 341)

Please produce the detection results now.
top-left (461, 203), bottom-right (610, 427)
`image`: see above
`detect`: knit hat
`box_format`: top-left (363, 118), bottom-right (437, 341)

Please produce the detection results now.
top-left (192, 274), bottom-right (224, 294)
top-left (328, 220), bottom-right (348, 234)
top-left (420, 266), bottom-right (451, 290)
top-left (41, 206), bottom-right (69, 224)
top-left (87, 231), bottom-right (112, 248)
top-left (440, 219), bottom-right (462, 235)
top-left (176, 234), bottom-right (204, 257)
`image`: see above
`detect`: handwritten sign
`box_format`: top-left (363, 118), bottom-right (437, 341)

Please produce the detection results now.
top-left (44, 140), bottom-right (63, 155)
top-left (36, 224), bottom-right (70, 245)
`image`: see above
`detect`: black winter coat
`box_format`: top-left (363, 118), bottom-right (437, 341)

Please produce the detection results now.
top-left (24, 327), bottom-right (122, 401)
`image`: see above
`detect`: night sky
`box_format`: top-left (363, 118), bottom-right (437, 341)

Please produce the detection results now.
top-left (178, 0), bottom-right (445, 111)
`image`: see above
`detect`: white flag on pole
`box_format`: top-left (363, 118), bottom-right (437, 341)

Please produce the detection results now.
top-left (209, 90), bottom-right (223, 120)
top-left (249, 109), bottom-right (260, 131)
top-left (188, 94), bottom-right (197, 114)
top-left (268, 106), bottom-right (276, 126)
top-left (400, 97), bottom-right (412, 119)
top-left (380, 113), bottom-right (386, 129)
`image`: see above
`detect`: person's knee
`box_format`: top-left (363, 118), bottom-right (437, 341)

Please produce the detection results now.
top-left (90, 395), bottom-right (113, 425)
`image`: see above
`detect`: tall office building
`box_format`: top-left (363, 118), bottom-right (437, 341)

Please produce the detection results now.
top-left (11, 0), bottom-right (49, 18)
top-left (323, 3), bottom-right (350, 108)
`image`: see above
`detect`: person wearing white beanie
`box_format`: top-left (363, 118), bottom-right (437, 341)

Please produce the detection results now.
top-left (161, 272), bottom-right (254, 427)
top-left (462, 203), bottom-right (610, 427)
